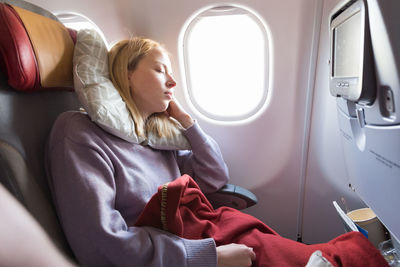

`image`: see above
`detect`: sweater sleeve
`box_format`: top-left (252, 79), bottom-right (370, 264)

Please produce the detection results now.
top-left (176, 122), bottom-right (229, 193)
top-left (46, 118), bottom-right (217, 267)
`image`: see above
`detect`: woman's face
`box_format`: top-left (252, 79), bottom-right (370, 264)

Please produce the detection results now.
top-left (128, 47), bottom-right (176, 119)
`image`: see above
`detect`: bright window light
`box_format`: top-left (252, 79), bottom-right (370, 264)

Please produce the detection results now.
top-left (183, 6), bottom-right (269, 121)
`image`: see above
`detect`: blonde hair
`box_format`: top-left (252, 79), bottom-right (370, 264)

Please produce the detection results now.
top-left (108, 37), bottom-right (182, 139)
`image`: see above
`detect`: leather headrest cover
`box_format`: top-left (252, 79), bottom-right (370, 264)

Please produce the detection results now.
top-left (0, 3), bottom-right (75, 91)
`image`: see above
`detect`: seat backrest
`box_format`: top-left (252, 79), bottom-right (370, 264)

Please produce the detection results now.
top-left (0, 0), bottom-right (80, 259)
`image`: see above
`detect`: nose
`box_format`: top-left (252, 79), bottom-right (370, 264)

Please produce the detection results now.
top-left (166, 74), bottom-right (176, 88)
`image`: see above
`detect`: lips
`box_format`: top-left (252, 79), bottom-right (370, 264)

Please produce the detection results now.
top-left (165, 91), bottom-right (173, 99)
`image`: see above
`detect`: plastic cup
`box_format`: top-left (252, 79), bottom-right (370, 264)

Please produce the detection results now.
top-left (347, 208), bottom-right (386, 248)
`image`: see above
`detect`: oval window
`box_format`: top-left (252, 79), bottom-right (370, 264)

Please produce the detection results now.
top-left (181, 6), bottom-right (270, 121)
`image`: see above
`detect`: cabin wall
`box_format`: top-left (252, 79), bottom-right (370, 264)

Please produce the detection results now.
top-left (302, 0), bottom-right (367, 243)
top-left (27, 0), bottom-right (366, 242)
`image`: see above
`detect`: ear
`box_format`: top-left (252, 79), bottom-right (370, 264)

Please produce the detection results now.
top-left (127, 69), bottom-right (134, 81)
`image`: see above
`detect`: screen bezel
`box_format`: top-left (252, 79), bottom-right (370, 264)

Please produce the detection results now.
top-left (329, 0), bottom-right (365, 102)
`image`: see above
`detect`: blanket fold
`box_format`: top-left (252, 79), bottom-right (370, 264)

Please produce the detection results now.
top-left (135, 175), bottom-right (388, 267)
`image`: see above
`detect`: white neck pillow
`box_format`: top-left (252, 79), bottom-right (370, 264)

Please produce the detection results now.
top-left (72, 29), bottom-right (190, 150)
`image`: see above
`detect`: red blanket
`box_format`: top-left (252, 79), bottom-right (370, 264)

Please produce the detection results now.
top-left (135, 175), bottom-right (388, 267)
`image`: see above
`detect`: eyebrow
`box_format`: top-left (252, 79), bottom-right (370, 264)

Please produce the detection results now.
top-left (154, 61), bottom-right (168, 67)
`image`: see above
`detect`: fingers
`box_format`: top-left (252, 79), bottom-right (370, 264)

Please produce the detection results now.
top-left (216, 243), bottom-right (256, 267)
top-left (239, 245), bottom-right (256, 262)
top-left (166, 100), bottom-right (194, 129)
top-left (167, 99), bottom-right (177, 110)
top-left (248, 247), bottom-right (256, 261)
top-left (166, 100), bottom-right (180, 116)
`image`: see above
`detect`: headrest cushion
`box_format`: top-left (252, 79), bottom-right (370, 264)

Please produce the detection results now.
top-left (0, 3), bottom-right (75, 91)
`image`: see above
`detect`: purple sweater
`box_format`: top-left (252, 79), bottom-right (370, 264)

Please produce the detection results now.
top-left (45, 111), bottom-right (229, 267)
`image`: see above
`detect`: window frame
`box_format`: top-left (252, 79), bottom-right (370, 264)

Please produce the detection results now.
top-left (180, 4), bottom-right (271, 122)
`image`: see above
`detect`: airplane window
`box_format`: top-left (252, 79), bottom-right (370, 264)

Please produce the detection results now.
top-left (55, 12), bottom-right (109, 49)
top-left (181, 6), bottom-right (270, 121)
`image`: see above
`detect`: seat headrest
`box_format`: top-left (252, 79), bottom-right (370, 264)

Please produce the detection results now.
top-left (0, 3), bottom-right (76, 92)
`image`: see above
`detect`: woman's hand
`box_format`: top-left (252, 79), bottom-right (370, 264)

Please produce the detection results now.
top-left (217, 243), bottom-right (256, 267)
top-left (165, 100), bottom-right (194, 129)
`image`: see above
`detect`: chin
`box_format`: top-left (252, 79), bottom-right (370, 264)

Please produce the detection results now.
top-left (154, 106), bottom-right (168, 114)
top-left (161, 101), bottom-right (170, 111)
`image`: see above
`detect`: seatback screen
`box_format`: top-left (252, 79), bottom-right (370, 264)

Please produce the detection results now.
top-left (333, 11), bottom-right (361, 78)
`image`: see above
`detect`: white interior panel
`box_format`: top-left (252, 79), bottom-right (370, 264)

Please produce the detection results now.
top-left (302, 0), bottom-right (367, 244)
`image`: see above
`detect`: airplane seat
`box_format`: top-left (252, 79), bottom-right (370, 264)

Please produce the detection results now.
top-left (0, 0), bottom-right (80, 260)
top-left (0, 1), bottom-right (257, 264)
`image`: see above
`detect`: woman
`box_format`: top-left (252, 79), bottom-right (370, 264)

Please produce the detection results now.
top-left (46, 37), bottom-right (256, 267)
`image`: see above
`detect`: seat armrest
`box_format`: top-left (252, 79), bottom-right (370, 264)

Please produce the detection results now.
top-left (206, 184), bottom-right (258, 210)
